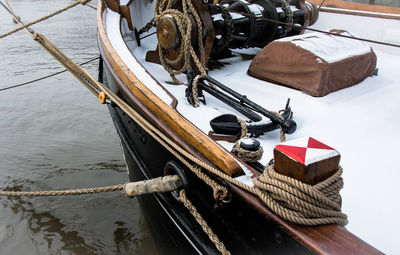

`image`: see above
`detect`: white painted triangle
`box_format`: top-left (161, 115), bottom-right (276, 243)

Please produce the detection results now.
top-left (304, 148), bottom-right (340, 165)
top-left (279, 137), bottom-right (309, 148)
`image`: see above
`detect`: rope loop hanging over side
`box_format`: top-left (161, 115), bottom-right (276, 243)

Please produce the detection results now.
top-left (179, 190), bottom-right (231, 255)
top-left (253, 164), bottom-right (348, 226)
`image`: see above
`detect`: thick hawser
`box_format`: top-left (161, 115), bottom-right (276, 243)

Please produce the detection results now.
top-left (98, 0), bottom-right (400, 253)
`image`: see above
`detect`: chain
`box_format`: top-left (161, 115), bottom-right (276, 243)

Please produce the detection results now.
top-left (138, 18), bottom-right (156, 35)
top-left (212, 5), bottom-right (234, 54)
top-left (280, 0), bottom-right (293, 37)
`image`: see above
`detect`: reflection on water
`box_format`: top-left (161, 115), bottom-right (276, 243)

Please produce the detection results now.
top-left (0, 0), bottom-right (156, 253)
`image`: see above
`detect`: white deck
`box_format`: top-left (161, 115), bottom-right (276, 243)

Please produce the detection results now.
top-left (105, 7), bottom-right (400, 254)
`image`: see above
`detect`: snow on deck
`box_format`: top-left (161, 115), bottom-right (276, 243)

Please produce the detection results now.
top-left (106, 8), bottom-right (400, 254)
top-left (278, 31), bottom-right (372, 63)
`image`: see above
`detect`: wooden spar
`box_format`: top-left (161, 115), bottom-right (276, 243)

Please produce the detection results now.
top-left (308, 0), bottom-right (400, 19)
top-left (97, 2), bottom-right (243, 177)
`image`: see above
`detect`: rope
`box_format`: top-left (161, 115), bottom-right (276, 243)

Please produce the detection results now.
top-left (85, 3), bottom-right (97, 10)
top-left (230, 118), bottom-right (264, 162)
top-left (0, 56), bottom-right (99, 92)
top-left (318, 0), bottom-right (327, 9)
top-left (273, 112), bottom-right (286, 143)
top-left (192, 75), bottom-right (202, 107)
top-left (0, 0), bottom-right (91, 39)
top-left (0, 184), bottom-right (123, 196)
top-left (252, 165), bottom-right (348, 226)
top-left (237, 118), bottom-right (247, 139)
top-left (154, 0), bottom-right (207, 84)
top-left (231, 140), bottom-right (264, 163)
top-left (191, 75), bottom-right (216, 107)
top-left (0, 175), bottom-right (182, 197)
top-left (179, 190), bottom-right (231, 255)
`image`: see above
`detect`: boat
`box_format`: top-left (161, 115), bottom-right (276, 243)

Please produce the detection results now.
top-left (97, 0), bottom-right (399, 253)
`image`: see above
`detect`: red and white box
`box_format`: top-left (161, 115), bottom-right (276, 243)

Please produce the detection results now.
top-left (274, 137), bottom-right (340, 185)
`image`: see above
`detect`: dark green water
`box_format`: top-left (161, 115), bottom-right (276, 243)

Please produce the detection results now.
top-left (0, 0), bottom-right (156, 253)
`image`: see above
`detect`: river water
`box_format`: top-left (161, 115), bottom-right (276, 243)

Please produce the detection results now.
top-left (0, 1), bottom-right (156, 254)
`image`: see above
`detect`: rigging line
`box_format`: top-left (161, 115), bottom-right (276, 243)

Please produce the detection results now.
top-left (140, 31), bottom-right (156, 40)
top-left (0, 56), bottom-right (99, 92)
top-left (0, 0), bottom-right (91, 39)
top-left (0, 0), bottom-right (33, 35)
top-left (318, 0), bottom-right (327, 10)
top-left (85, 3), bottom-right (97, 10)
top-left (231, 10), bottom-right (400, 48)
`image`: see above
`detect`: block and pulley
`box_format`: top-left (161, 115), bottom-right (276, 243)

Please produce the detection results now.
top-left (157, 15), bottom-right (181, 50)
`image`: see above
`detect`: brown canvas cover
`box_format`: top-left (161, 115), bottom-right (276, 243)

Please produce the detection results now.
top-left (248, 30), bottom-right (377, 97)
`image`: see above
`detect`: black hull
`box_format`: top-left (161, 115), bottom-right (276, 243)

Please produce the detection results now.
top-left (99, 57), bottom-right (313, 254)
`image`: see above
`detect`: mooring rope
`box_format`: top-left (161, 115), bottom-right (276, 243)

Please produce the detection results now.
top-left (0, 56), bottom-right (99, 92)
top-left (0, 175), bottom-right (182, 197)
top-left (0, 185), bottom-right (124, 196)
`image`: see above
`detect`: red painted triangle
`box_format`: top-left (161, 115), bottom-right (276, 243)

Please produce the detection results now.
top-left (307, 137), bottom-right (334, 150)
top-left (276, 145), bottom-right (307, 164)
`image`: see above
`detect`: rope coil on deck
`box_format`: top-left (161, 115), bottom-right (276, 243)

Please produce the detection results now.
top-left (231, 142), bottom-right (264, 163)
top-left (253, 165), bottom-right (348, 226)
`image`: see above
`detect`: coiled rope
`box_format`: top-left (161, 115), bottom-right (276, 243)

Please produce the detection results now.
top-left (231, 118), bottom-right (264, 163)
top-left (253, 165), bottom-right (348, 226)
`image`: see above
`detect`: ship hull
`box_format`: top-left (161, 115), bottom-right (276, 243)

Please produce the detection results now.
top-left (99, 56), bottom-right (313, 254)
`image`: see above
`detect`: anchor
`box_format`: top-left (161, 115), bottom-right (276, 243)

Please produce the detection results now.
top-left (186, 72), bottom-right (296, 136)
top-left (210, 98), bottom-right (294, 139)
